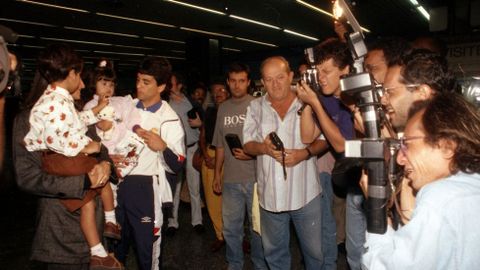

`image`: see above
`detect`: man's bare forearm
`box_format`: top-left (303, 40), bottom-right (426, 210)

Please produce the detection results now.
top-left (308, 139), bottom-right (329, 157)
top-left (243, 141), bottom-right (267, 156)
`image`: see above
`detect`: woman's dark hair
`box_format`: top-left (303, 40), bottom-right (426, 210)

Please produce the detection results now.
top-left (23, 70), bottom-right (49, 109)
top-left (37, 43), bottom-right (83, 84)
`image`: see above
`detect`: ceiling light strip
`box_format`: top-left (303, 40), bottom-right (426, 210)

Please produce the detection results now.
top-left (180, 27), bottom-right (233, 38)
top-left (416, 6), bottom-right (430, 20)
top-left (144, 36), bottom-right (185, 44)
top-left (16, 0), bottom-right (89, 13)
top-left (406, 0), bottom-right (430, 21)
top-left (222, 47), bottom-right (241, 52)
top-left (114, 44), bottom-right (153, 50)
top-left (0, 18), bottom-right (56, 27)
top-left (235, 37), bottom-right (277, 47)
top-left (96, 13), bottom-right (175, 28)
top-left (229, 15), bottom-right (281, 30)
top-left (148, 54), bottom-right (186, 60)
top-left (22, 44), bottom-right (45, 48)
top-left (18, 34), bottom-right (36, 39)
top-left (164, 0), bottom-right (225, 15)
top-left (284, 29), bottom-right (318, 41)
top-left (295, 0), bottom-right (370, 33)
top-left (296, 0), bottom-right (333, 17)
top-left (83, 56), bottom-right (120, 61)
top-left (64, 26), bottom-right (139, 38)
top-left (41, 37), bottom-right (112, 46)
top-left (94, 50), bottom-right (145, 56)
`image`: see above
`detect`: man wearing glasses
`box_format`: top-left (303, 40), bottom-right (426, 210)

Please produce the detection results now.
top-left (362, 92), bottom-right (480, 269)
top-left (381, 49), bottom-right (456, 133)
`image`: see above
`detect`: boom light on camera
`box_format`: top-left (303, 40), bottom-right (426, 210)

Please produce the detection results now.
top-left (333, 0), bottom-right (401, 234)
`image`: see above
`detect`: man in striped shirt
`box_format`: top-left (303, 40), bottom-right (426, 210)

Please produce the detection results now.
top-left (243, 56), bottom-right (323, 270)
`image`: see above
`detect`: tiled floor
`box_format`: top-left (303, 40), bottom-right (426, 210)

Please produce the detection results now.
top-left (0, 175), bottom-right (349, 270)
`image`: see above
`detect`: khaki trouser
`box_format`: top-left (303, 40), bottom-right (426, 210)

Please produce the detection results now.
top-left (201, 147), bottom-right (223, 240)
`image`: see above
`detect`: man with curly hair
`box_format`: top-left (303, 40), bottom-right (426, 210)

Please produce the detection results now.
top-left (362, 92), bottom-right (480, 269)
top-left (297, 38), bottom-right (354, 270)
top-left (382, 49), bottom-right (456, 133)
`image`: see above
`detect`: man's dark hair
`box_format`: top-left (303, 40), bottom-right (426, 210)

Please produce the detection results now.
top-left (368, 37), bottom-right (412, 67)
top-left (192, 82), bottom-right (207, 95)
top-left (412, 36), bottom-right (448, 58)
top-left (227, 62), bottom-right (250, 79)
top-left (210, 76), bottom-right (226, 88)
top-left (410, 93), bottom-right (480, 174)
top-left (138, 56), bottom-right (172, 86)
top-left (171, 72), bottom-right (185, 86)
top-left (37, 43), bottom-right (83, 84)
top-left (313, 38), bottom-right (353, 69)
top-left (400, 49), bottom-right (456, 93)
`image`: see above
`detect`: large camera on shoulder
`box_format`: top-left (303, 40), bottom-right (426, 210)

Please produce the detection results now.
top-left (334, 0), bottom-right (401, 234)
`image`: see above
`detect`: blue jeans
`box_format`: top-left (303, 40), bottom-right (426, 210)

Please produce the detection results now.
top-left (319, 172), bottom-right (337, 270)
top-left (222, 182), bottom-right (267, 270)
top-left (260, 194), bottom-right (323, 270)
top-left (346, 190), bottom-right (367, 270)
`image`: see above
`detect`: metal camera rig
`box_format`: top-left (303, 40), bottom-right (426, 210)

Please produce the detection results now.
top-left (335, 0), bottom-right (400, 234)
top-left (301, 47), bottom-right (321, 93)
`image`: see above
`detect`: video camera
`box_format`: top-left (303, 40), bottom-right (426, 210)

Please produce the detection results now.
top-left (334, 0), bottom-right (400, 234)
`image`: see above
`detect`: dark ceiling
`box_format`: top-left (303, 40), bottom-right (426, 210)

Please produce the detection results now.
top-left (0, 0), bottom-right (450, 74)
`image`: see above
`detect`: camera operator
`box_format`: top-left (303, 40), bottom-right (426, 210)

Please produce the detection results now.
top-left (339, 37), bottom-right (412, 270)
top-left (382, 49), bottom-right (456, 134)
top-left (351, 37), bottom-right (411, 135)
top-left (298, 38), bottom-right (354, 269)
top-left (362, 92), bottom-right (480, 269)
top-left (364, 37), bottom-right (411, 85)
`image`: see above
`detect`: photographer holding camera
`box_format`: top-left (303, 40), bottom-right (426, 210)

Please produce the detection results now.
top-left (297, 38), bottom-right (354, 270)
top-left (362, 92), bottom-right (480, 269)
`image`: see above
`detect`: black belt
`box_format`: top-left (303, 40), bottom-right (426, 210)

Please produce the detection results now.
top-left (187, 142), bottom-right (197, 148)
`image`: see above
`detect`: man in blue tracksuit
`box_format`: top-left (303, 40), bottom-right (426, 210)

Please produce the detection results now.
top-left (114, 57), bottom-right (185, 270)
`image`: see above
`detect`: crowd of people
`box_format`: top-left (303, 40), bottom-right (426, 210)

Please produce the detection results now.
top-left (2, 19), bottom-right (480, 270)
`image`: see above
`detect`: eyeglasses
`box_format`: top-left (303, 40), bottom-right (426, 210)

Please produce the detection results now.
top-left (399, 136), bottom-right (425, 153)
top-left (383, 84), bottom-right (420, 98)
